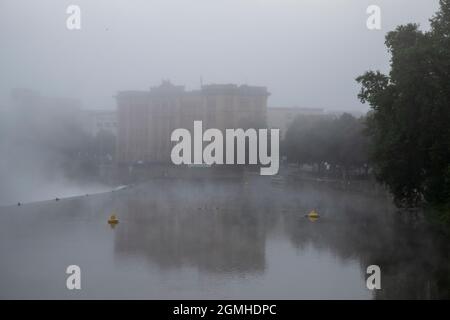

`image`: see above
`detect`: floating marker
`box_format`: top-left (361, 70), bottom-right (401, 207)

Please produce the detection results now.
top-left (108, 213), bottom-right (119, 228)
top-left (306, 209), bottom-right (320, 222)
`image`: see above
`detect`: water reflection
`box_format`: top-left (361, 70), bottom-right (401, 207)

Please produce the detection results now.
top-left (109, 178), bottom-right (449, 299)
top-left (0, 178), bottom-right (448, 299)
top-left (113, 180), bottom-right (275, 274)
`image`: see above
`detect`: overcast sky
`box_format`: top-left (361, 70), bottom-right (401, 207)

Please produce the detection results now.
top-left (0, 0), bottom-right (440, 111)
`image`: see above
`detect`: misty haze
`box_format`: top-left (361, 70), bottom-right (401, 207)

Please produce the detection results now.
top-left (0, 0), bottom-right (449, 300)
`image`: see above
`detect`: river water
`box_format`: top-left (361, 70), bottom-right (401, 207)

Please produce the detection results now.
top-left (0, 177), bottom-right (448, 299)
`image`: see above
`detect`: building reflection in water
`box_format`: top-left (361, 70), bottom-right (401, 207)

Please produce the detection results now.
top-left (0, 177), bottom-right (448, 298)
top-left (111, 178), bottom-right (450, 299)
top-left (113, 179), bottom-right (278, 274)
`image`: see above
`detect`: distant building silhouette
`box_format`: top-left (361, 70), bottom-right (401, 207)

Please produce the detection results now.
top-left (81, 110), bottom-right (117, 137)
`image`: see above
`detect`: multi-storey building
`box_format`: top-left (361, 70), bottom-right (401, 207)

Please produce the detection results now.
top-left (116, 81), bottom-right (269, 164)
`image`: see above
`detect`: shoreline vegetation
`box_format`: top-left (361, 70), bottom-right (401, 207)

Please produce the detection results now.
top-left (355, 1), bottom-right (450, 225)
top-left (284, 0), bottom-right (450, 228)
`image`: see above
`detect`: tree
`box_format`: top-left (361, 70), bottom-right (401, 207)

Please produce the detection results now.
top-left (283, 113), bottom-right (368, 179)
top-left (356, 0), bottom-right (450, 210)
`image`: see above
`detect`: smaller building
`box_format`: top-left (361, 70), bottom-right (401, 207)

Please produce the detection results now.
top-left (81, 110), bottom-right (118, 137)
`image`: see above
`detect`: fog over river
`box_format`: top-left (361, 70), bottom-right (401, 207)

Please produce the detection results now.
top-left (0, 177), bottom-right (448, 299)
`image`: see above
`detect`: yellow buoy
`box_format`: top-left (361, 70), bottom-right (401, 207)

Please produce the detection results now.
top-left (108, 213), bottom-right (119, 228)
top-left (308, 210), bottom-right (319, 218)
top-left (306, 209), bottom-right (320, 222)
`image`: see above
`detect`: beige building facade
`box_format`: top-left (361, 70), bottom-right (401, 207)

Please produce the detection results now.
top-left (116, 81), bottom-right (269, 164)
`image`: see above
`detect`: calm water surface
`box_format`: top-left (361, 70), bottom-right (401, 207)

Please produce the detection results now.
top-left (0, 177), bottom-right (448, 299)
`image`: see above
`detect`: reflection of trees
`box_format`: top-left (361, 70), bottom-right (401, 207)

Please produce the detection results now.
top-left (111, 178), bottom-right (449, 298)
top-left (281, 183), bottom-right (450, 299)
top-left (113, 179), bottom-right (277, 274)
